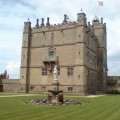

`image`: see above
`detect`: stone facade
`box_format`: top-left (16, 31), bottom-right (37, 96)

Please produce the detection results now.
top-left (20, 12), bottom-right (107, 95)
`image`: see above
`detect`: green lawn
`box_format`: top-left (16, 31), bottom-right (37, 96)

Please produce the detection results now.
top-left (0, 94), bottom-right (120, 120)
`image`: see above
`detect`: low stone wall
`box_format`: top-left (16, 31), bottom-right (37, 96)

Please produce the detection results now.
top-left (2, 79), bottom-right (20, 92)
top-left (107, 76), bottom-right (120, 91)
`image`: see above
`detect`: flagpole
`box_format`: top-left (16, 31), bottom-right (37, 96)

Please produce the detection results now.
top-left (98, 0), bottom-right (103, 18)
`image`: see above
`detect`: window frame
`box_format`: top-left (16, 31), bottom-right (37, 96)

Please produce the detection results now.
top-left (51, 33), bottom-right (54, 45)
top-left (67, 67), bottom-right (73, 76)
top-left (68, 87), bottom-right (73, 92)
top-left (42, 67), bottom-right (47, 76)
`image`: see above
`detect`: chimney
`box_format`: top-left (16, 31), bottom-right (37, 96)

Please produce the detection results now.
top-left (46, 17), bottom-right (50, 26)
top-left (35, 19), bottom-right (39, 28)
top-left (63, 14), bottom-right (67, 23)
top-left (41, 18), bottom-right (45, 27)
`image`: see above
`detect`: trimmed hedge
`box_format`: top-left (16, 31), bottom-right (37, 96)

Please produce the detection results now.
top-left (106, 90), bottom-right (120, 94)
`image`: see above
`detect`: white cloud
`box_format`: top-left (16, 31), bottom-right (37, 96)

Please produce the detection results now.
top-left (5, 61), bottom-right (20, 79)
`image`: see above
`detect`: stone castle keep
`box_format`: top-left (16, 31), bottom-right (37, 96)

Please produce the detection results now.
top-left (19, 12), bottom-right (107, 95)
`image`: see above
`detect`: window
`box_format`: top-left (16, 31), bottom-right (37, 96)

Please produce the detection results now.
top-left (51, 33), bottom-right (54, 45)
top-left (42, 67), bottom-right (47, 75)
top-left (49, 51), bottom-right (55, 56)
top-left (68, 87), bottom-right (73, 92)
top-left (48, 48), bottom-right (56, 57)
top-left (67, 67), bottom-right (73, 76)
top-left (78, 75), bottom-right (80, 81)
top-left (58, 67), bottom-right (60, 75)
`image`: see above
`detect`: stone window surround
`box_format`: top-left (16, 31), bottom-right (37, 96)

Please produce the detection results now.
top-left (67, 67), bottom-right (73, 76)
top-left (42, 67), bottom-right (47, 75)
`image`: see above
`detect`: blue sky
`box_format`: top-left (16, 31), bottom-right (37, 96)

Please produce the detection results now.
top-left (0, 0), bottom-right (120, 78)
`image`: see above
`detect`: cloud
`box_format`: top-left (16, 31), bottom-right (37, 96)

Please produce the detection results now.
top-left (5, 61), bottom-right (20, 79)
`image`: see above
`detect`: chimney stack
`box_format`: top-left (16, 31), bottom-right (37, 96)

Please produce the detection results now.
top-left (36, 19), bottom-right (39, 28)
top-left (46, 17), bottom-right (50, 26)
top-left (63, 14), bottom-right (67, 23)
top-left (41, 18), bottom-right (45, 27)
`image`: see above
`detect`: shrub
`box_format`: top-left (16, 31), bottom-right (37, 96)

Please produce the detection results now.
top-left (106, 90), bottom-right (120, 94)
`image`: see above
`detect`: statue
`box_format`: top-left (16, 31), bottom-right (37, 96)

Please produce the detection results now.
top-left (53, 65), bottom-right (58, 81)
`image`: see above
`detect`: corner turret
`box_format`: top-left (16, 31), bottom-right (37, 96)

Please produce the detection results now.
top-left (92, 16), bottom-right (107, 92)
top-left (77, 12), bottom-right (87, 25)
top-left (23, 19), bottom-right (31, 33)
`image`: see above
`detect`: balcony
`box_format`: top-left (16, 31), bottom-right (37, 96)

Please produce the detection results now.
top-left (43, 56), bottom-right (59, 63)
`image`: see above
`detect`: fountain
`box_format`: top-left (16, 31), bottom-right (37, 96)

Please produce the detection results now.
top-left (47, 65), bottom-right (63, 104)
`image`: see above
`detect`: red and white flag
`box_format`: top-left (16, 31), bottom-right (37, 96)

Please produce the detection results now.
top-left (99, 1), bottom-right (103, 6)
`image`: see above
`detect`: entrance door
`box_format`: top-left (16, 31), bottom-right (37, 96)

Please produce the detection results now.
top-left (0, 85), bottom-right (3, 92)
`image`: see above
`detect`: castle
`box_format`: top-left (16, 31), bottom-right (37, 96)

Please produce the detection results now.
top-left (19, 12), bottom-right (107, 95)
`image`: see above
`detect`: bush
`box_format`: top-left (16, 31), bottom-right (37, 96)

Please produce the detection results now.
top-left (106, 90), bottom-right (120, 94)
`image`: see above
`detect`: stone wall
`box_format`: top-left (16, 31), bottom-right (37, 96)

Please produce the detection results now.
top-left (2, 79), bottom-right (20, 92)
top-left (107, 76), bottom-right (120, 91)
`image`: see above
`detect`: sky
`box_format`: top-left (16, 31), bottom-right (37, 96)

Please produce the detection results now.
top-left (0, 0), bottom-right (120, 78)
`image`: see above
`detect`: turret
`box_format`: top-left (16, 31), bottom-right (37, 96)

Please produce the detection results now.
top-left (23, 19), bottom-right (31, 33)
top-left (92, 16), bottom-right (106, 49)
top-left (92, 16), bottom-right (107, 92)
top-left (21, 19), bottom-right (31, 93)
top-left (77, 12), bottom-right (87, 25)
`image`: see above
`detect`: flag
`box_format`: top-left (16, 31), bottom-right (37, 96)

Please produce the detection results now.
top-left (99, 1), bottom-right (103, 6)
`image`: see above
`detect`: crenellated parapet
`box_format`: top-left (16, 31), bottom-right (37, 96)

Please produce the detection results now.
top-left (30, 12), bottom-right (106, 35)
top-left (107, 76), bottom-right (120, 80)
top-left (33, 14), bottom-right (77, 30)
top-left (107, 76), bottom-right (120, 86)
top-left (32, 20), bottom-right (77, 33)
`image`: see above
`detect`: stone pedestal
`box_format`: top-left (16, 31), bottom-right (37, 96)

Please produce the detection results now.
top-left (47, 90), bottom-right (63, 104)
top-left (47, 81), bottom-right (63, 104)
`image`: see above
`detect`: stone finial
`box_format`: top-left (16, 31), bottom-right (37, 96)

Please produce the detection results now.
top-left (36, 19), bottom-right (39, 28)
top-left (28, 18), bottom-right (30, 22)
top-left (101, 18), bottom-right (103, 23)
top-left (46, 17), bottom-right (50, 26)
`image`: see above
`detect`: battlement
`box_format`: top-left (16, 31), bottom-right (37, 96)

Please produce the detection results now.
top-left (23, 12), bottom-right (106, 33)
top-left (107, 76), bottom-right (120, 80)
top-left (32, 21), bottom-right (77, 33)
top-left (32, 14), bottom-right (78, 31)
top-left (107, 76), bottom-right (120, 87)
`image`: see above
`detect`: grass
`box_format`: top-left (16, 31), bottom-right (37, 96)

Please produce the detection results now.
top-left (0, 93), bottom-right (120, 120)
